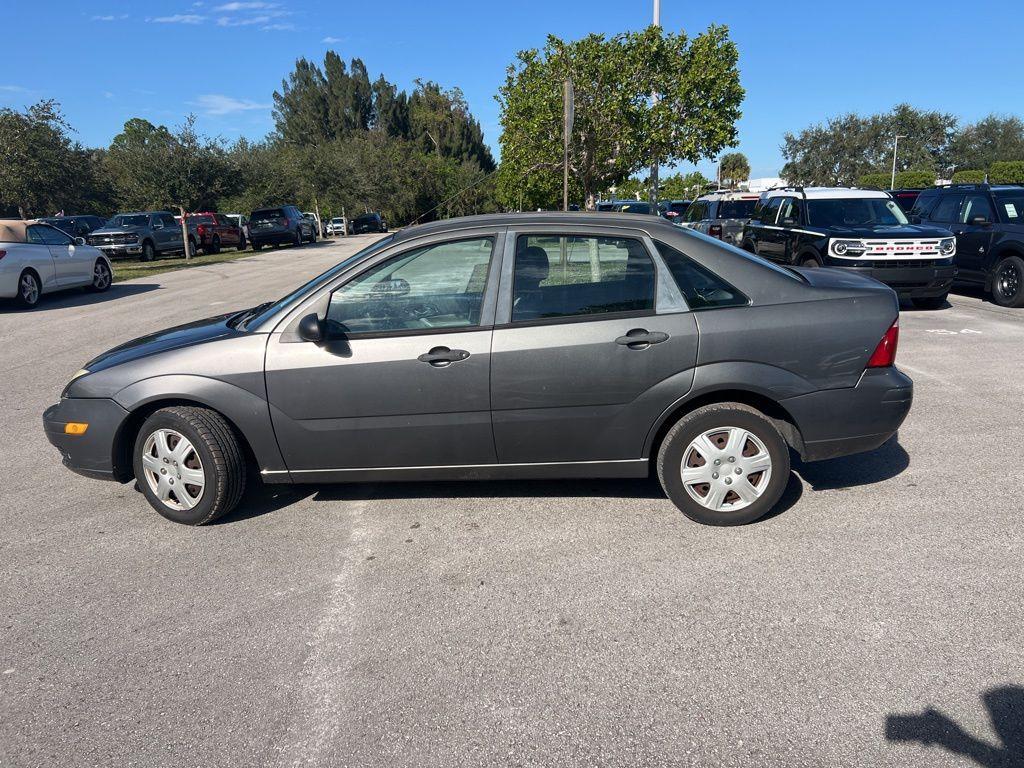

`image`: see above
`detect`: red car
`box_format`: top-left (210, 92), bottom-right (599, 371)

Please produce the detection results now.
top-left (185, 212), bottom-right (246, 254)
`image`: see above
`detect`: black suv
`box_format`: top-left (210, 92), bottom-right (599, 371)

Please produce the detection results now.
top-left (741, 187), bottom-right (957, 309)
top-left (351, 212), bottom-right (388, 234)
top-left (248, 205), bottom-right (316, 250)
top-left (39, 215), bottom-right (108, 238)
top-left (909, 184), bottom-right (1024, 307)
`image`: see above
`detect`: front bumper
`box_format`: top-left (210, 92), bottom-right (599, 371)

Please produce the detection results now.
top-left (835, 262), bottom-right (956, 298)
top-left (43, 398), bottom-right (131, 481)
top-left (91, 242), bottom-right (143, 258)
top-left (781, 367), bottom-right (914, 462)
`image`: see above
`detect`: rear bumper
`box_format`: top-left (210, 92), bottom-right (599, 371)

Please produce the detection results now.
top-left (43, 398), bottom-right (131, 481)
top-left (781, 367), bottom-right (913, 462)
top-left (250, 228), bottom-right (293, 245)
top-left (835, 263), bottom-right (956, 298)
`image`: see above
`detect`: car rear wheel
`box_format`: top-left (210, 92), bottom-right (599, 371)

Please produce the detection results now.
top-left (911, 293), bottom-right (947, 310)
top-left (133, 406), bottom-right (246, 525)
top-left (657, 402), bottom-right (791, 526)
top-left (237, 235), bottom-right (247, 251)
top-left (251, 240), bottom-right (262, 251)
top-left (991, 255), bottom-right (1024, 308)
top-left (293, 228), bottom-right (302, 246)
top-left (89, 260), bottom-right (112, 292)
top-left (207, 236), bottom-right (221, 255)
top-left (16, 270), bottom-right (41, 308)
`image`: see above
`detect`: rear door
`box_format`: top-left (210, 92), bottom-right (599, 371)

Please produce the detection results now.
top-left (265, 231), bottom-right (502, 475)
top-left (489, 227), bottom-right (699, 465)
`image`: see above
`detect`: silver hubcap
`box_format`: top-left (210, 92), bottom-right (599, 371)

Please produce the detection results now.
top-left (141, 429), bottom-right (206, 511)
top-left (93, 263), bottom-right (110, 289)
top-left (680, 427), bottom-right (772, 512)
top-left (21, 275), bottom-right (38, 304)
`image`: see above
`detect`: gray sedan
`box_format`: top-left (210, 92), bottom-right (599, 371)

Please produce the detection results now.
top-left (44, 213), bottom-right (911, 526)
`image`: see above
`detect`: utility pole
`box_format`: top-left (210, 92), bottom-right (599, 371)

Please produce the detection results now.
top-left (890, 135), bottom-right (906, 189)
top-left (648, 0), bottom-right (661, 213)
top-left (563, 79), bottom-right (574, 212)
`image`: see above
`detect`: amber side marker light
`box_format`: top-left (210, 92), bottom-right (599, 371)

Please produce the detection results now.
top-left (64, 423), bottom-right (89, 435)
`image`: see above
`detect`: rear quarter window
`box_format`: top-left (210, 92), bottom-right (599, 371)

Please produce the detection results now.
top-left (654, 240), bottom-right (749, 310)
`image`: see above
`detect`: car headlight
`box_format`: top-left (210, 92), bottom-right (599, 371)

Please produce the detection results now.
top-left (939, 238), bottom-right (956, 256)
top-left (831, 239), bottom-right (866, 257)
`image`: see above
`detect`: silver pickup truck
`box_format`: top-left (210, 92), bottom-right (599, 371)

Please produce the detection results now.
top-left (677, 191), bottom-right (761, 246)
top-left (87, 211), bottom-right (194, 261)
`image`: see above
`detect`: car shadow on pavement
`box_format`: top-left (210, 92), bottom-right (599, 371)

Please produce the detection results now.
top-left (885, 685), bottom-right (1024, 768)
top-left (793, 436), bottom-right (909, 491)
top-left (0, 283), bottom-right (161, 314)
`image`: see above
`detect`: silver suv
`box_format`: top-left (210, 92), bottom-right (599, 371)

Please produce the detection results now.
top-left (679, 191), bottom-right (761, 245)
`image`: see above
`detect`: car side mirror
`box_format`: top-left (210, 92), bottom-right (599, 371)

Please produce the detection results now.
top-left (74, 237), bottom-right (86, 246)
top-left (969, 215), bottom-right (990, 226)
top-left (297, 313), bottom-right (324, 343)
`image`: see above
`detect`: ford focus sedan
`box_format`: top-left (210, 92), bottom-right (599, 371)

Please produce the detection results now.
top-left (44, 213), bottom-right (912, 526)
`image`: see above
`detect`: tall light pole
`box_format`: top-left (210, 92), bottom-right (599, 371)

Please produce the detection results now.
top-left (648, 0), bottom-right (661, 214)
top-left (890, 134), bottom-right (906, 190)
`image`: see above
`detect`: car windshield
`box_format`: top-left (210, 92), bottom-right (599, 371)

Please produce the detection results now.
top-left (243, 234), bottom-right (396, 330)
top-left (994, 191), bottom-right (1024, 222)
top-left (355, 214), bottom-right (376, 221)
top-left (109, 214), bottom-right (149, 227)
top-left (806, 198), bottom-right (909, 227)
top-left (192, 215), bottom-right (216, 224)
top-left (718, 199), bottom-right (758, 219)
top-left (331, 218), bottom-right (344, 224)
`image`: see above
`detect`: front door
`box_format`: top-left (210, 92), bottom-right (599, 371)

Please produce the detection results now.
top-left (754, 197), bottom-right (786, 260)
top-left (490, 231), bottom-right (700, 464)
top-left (265, 234), bottom-right (501, 475)
top-left (38, 224), bottom-right (92, 286)
top-left (953, 193), bottom-right (997, 279)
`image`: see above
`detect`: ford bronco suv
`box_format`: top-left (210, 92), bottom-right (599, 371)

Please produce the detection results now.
top-left (741, 187), bottom-right (957, 309)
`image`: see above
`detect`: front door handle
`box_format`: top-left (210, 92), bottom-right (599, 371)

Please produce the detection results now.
top-left (417, 346), bottom-right (470, 367)
top-left (615, 329), bottom-right (669, 349)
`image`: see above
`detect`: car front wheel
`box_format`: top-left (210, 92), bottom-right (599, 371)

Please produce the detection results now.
top-left (133, 406), bottom-right (246, 525)
top-left (657, 402), bottom-right (790, 526)
top-left (89, 260), bottom-right (112, 292)
top-left (991, 255), bottom-right (1024, 308)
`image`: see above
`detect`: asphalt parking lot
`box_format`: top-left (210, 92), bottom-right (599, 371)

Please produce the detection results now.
top-left (2, 236), bottom-right (1022, 768)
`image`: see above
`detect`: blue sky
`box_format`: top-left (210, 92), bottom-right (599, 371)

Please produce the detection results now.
top-left (3, 0), bottom-right (1023, 180)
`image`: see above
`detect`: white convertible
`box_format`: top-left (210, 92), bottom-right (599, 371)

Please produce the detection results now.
top-left (0, 220), bottom-right (113, 308)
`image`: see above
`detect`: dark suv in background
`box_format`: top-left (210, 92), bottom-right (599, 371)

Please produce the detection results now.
top-left (248, 205), bottom-right (316, 250)
top-left (909, 184), bottom-right (1024, 307)
top-left (39, 215), bottom-right (108, 238)
top-left (351, 212), bottom-right (388, 234)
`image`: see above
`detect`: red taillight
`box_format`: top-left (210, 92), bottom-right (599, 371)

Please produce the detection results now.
top-left (867, 319), bottom-right (899, 368)
top-left (197, 224), bottom-right (207, 235)
top-left (709, 224), bottom-right (723, 239)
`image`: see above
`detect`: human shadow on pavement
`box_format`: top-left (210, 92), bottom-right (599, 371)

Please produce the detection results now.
top-left (794, 436), bottom-right (909, 491)
top-left (886, 686), bottom-right (1024, 767)
top-left (0, 282), bottom-right (160, 313)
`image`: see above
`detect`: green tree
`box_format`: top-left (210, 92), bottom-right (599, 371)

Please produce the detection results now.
top-left (989, 161), bottom-right (1024, 184)
top-left (496, 24), bottom-right (743, 210)
top-left (273, 57), bottom-right (330, 145)
top-left (781, 104), bottom-right (956, 186)
top-left (948, 115), bottom-right (1024, 171)
top-left (719, 152), bottom-right (750, 188)
top-left (409, 80), bottom-right (495, 171)
top-left (0, 100), bottom-right (83, 218)
top-left (951, 169), bottom-right (986, 184)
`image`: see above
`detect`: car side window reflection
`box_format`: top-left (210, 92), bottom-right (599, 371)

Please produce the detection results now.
top-left (325, 236), bottom-right (495, 335)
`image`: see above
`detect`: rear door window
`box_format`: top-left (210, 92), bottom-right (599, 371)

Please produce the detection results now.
top-left (511, 234), bottom-right (656, 322)
top-left (959, 194), bottom-right (994, 224)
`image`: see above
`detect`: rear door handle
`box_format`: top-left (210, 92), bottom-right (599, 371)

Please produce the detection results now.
top-left (615, 329), bottom-right (669, 349)
top-left (417, 346), bottom-right (470, 367)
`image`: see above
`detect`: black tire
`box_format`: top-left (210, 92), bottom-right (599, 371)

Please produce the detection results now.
top-left (293, 228), bottom-right (302, 246)
top-left (89, 260), bottom-right (112, 292)
top-left (309, 227), bottom-right (317, 243)
top-left (207, 236), bottom-right (221, 255)
top-left (799, 255), bottom-right (821, 268)
top-left (141, 240), bottom-right (155, 262)
top-left (132, 406), bottom-right (246, 525)
top-left (15, 270), bottom-right (41, 308)
top-left (237, 235), bottom-right (247, 251)
top-left (991, 255), bottom-right (1024, 308)
top-left (656, 402), bottom-right (791, 526)
top-left (911, 294), bottom-right (948, 310)
top-left (251, 240), bottom-right (262, 252)
top-left (186, 238), bottom-right (197, 258)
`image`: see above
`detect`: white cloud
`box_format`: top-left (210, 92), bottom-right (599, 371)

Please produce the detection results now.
top-left (103, 91), bottom-right (115, 100)
top-left (0, 85), bottom-right (27, 92)
top-left (260, 22), bottom-right (294, 31)
top-left (150, 14), bottom-right (205, 24)
top-left (191, 94), bottom-right (270, 116)
top-left (322, 36), bottom-right (342, 43)
top-left (214, 1), bottom-right (277, 10)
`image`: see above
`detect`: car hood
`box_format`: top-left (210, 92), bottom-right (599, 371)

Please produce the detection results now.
top-left (90, 225), bottom-right (147, 235)
top-left (824, 223), bottom-right (953, 238)
top-left (83, 312), bottom-right (244, 374)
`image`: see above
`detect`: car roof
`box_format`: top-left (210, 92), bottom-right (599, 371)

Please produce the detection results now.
top-left (696, 190), bottom-right (761, 201)
top-left (395, 211), bottom-right (678, 242)
top-left (763, 187), bottom-right (892, 200)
